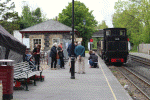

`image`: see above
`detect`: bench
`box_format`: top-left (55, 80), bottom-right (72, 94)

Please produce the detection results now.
top-left (13, 61), bottom-right (43, 91)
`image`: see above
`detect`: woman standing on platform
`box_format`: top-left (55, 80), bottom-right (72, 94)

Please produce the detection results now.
top-left (33, 44), bottom-right (41, 71)
top-left (57, 44), bottom-right (65, 69)
top-left (50, 43), bottom-right (57, 70)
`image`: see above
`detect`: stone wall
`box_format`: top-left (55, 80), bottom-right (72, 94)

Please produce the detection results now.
top-left (49, 34), bottom-right (63, 49)
top-left (44, 33), bottom-right (50, 51)
top-left (139, 44), bottom-right (150, 54)
top-left (25, 32), bottom-right (77, 52)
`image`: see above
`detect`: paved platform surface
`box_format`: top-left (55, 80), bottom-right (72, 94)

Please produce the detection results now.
top-left (130, 52), bottom-right (150, 60)
top-left (13, 53), bottom-right (132, 100)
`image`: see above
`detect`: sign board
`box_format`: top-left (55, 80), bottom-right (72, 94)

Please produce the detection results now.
top-left (76, 38), bottom-right (82, 42)
top-left (23, 38), bottom-right (30, 48)
top-left (128, 41), bottom-right (131, 51)
top-left (88, 42), bottom-right (90, 50)
top-left (90, 39), bottom-right (93, 42)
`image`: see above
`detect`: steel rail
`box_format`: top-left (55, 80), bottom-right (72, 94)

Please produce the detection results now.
top-left (117, 66), bottom-right (150, 100)
top-left (123, 67), bottom-right (150, 86)
top-left (129, 55), bottom-right (150, 66)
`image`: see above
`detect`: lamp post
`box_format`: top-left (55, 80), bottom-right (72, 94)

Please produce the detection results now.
top-left (71, 0), bottom-right (75, 79)
top-left (83, 18), bottom-right (86, 49)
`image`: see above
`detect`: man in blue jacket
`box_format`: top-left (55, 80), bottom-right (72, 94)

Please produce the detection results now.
top-left (74, 42), bottom-right (85, 74)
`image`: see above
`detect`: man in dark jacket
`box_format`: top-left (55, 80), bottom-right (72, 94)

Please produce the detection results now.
top-left (88, 51), bottom-right (98, 68)
top-left (67, 42), bottom-right (77, 72)
top-left (50, 43), bottom-right (57, 70)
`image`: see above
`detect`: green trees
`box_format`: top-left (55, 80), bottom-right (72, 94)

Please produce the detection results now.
top-left (97, 20), bottom-right (108, 29)
top-left (0, 0), bottom-right (20, 34)
top-left (58, 1), bottom-right (97, 49)
top-left (19, 5), bottom-right (43, 29)
top-left (0, 1), bottom-right (46, 33)
top-left (112, 0), bottom-right (150, 50)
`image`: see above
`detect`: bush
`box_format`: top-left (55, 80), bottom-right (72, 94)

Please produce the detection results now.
top-left (130, 45), bottom-right (138, 52)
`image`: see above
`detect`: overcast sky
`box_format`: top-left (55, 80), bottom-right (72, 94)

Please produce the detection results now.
top-left (13, 0), bottom-right (120, 28)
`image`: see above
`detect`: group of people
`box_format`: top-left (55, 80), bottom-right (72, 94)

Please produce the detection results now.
top-left (50, 43), bottom-right (65, 70)
top-left (29, 41), bottom-right (98, 73)
top-left (67, 41), bottom-right (85, 74)
top-left (24, 44), bottom-right (41, 71)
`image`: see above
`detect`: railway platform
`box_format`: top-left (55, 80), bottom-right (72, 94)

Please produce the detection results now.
top-left (13, 53), bottom-right (132, 100)
top-left (130, 52), bottom-right (150, 60)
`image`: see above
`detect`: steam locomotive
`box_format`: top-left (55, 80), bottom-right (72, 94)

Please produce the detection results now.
top-left (97, 28), bottom-right (129, 64)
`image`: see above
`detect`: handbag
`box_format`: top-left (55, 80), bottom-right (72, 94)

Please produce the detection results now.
top-left (56, 53), bottom-right (59, 59)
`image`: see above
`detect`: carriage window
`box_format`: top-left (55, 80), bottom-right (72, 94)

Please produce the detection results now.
top-left (106, 30), bottom-right (111, 36)
top-left (120, 30), bottom-right (125, 36)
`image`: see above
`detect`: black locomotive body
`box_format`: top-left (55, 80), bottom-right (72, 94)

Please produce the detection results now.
top-left (97, 28), bottom-right (129, 63)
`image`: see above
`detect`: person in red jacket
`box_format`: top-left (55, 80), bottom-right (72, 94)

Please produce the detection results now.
top-left (33, 44), bottom-right (41, 71)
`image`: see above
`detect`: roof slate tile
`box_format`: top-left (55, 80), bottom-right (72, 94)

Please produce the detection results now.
top-left (20, 19), bottom-right (76, 32)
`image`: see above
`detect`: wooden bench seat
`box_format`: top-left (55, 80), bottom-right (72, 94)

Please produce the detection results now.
top-left (13, 61), bottom-right (43, 91)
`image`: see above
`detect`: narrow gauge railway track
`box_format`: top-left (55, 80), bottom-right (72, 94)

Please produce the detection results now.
top-left (117, 66), bottom-right (150, 100)
top-left (129, 54), bottom-right (150, 66)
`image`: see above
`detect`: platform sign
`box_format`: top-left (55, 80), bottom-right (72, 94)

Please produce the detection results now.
top-left (88, 42), bottom-right (90, 50)
top-left (90, 39), bottom-right (93, 42)
top-left (128, 41), bottom-right (131, 51)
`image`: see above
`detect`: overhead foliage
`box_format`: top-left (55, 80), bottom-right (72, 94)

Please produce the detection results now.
top-left (19, 5), bottom-right (43, 29)
top-left (58, 1), bottom-right (97, 49)
top-left (0, 0), bottom-right (20, 34)
top-left (96, 20), bottom-right (108, 29)
top-left (112, 0), bottom-right (150, 48)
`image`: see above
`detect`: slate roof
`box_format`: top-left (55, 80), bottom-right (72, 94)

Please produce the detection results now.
top-left (20, 19), bottom-right (77, 33)
top-left (92, 29), bottom-right (104, 38)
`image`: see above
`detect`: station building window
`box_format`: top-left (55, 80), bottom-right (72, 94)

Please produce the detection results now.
top-left (33, 38), bottom-right (41, 48)
top-left (52, 38), bottom-right (60, 45)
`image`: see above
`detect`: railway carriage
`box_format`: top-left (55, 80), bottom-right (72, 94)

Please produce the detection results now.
top-left (97, 28), bottom-right (129, 64)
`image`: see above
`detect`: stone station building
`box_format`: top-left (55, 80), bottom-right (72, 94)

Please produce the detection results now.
top-left (20, 19), bottom-right (79, 51)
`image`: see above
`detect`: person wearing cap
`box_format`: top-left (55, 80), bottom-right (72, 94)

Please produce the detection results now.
top-left (50, 43), bottom-right (57, 70)
top-left (74, 42), bottom-right (85, 74)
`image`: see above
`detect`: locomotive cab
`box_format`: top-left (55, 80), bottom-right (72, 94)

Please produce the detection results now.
top-left (101, 28), bottom-right (129, 63)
